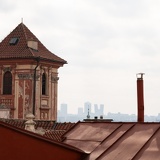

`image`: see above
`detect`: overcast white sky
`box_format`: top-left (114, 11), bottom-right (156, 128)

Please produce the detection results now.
top-left (1, 0), bottom-right (160, 115)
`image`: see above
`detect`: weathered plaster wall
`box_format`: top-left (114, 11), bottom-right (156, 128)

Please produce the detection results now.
top-left (0, 62), bottom-right (59, 120)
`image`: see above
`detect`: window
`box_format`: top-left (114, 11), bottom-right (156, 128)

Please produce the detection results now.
top-left (3, 71), bottom-right (12, 95)
top-left (42, 73), bottom-right (46, 95)
top-left (9, 37), bottom-right (19, 45)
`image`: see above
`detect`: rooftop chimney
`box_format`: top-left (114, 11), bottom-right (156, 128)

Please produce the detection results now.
top-left (25, 113), bottom-right (36, 132)
top-left (136, 73), bottom-right (144, 122)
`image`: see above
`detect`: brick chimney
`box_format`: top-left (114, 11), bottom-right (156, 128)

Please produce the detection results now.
top-left (136, 73), bottom-right (144, 122)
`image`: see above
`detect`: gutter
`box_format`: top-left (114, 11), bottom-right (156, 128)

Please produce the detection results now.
top-left (33, 57), bottom-right (40, 116)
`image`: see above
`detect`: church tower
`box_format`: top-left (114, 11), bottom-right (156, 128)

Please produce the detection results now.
top-left (0, 23), bottom-right (67, 120)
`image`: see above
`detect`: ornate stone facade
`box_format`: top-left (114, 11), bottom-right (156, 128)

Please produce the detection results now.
top-left (0, 62), bottom-right (60, 120)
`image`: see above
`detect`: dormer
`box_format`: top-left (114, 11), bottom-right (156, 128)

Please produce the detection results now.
top-left (27, 40), bottom-right (38, 50)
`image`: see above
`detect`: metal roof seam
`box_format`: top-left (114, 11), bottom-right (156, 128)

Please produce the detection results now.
top-left (65, 139), bottom-right (102, 142)
top-left (96, 123), bottom-right (136, 160)
top-left (88, 123), bottom-right (124, 157)
top-left (131, 124), bottom-right (160, 160)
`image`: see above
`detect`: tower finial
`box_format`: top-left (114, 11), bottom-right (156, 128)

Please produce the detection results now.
top-left (21, 18), bottom-right (23, 23)
top-left (87, 108), bottom-right (90, 119)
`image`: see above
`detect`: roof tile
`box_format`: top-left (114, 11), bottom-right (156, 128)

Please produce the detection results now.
top-left (0, 23), bottom-right (67, 64)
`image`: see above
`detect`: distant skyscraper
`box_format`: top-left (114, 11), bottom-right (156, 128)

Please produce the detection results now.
top-left (60, 103), bottom-right (68, 116)
top-left (94, 104), bottom-right (104, 116)
top-left (100, 104), bottom-right (104, 115)
top-left (94, 104), bottom-right (98, 113)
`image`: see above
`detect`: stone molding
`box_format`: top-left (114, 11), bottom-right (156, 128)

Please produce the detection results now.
top-left (18, 73), bottom-right (33, 79)
top-left (51, 76), bottom-right (59, 83)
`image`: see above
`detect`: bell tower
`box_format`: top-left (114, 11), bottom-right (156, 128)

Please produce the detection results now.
top-left (0, 23), bottom-right (67, 120)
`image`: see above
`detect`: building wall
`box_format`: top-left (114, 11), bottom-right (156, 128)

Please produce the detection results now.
top-left (0, 109), bottom-right (10, 118)
top-left (0, 122), bottom-right (85, 160)
top-left (0, 60), bottom-right (59, 120)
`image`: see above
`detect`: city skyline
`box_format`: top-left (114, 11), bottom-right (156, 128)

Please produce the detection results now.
top-left (1, 1), bottom-right (160, 116)
top-left (58, 102), bottom-right (160, 122)
top-left (58, 102), bottom-right (104, 115)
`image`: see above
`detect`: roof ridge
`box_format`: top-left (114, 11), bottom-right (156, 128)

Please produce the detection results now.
top-left (21, 23), bottom-right (28, 41)
top-left (19, 23), bottom-right (36, 57)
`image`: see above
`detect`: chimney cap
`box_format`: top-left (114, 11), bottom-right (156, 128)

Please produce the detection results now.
top-left (136, 73), bottom-right (145, 80)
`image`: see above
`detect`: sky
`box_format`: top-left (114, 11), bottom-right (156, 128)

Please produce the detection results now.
top-left (1, 0), bottom-right (160, 116)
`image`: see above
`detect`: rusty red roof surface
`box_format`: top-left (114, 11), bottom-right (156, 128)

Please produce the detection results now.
top-left (0, 118), bottom-right (75, 141)
top-left (0, 119), bottom-right (55, 130)
top-left (0, 23), bottom-right (67, 64)
top-left (0, 119), bottom-right (75, 130)
top-left (44, 130), bottom-right (66, 142)
top-left (62, 122), bottom-right (160, 160)
top-left (0, 120), bottom-right (87, 160)
top-left (53, 122), bottom-right (76, 131)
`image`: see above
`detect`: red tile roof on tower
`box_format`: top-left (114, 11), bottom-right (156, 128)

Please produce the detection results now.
top-left (0, 23), bottom-right (67, 64)
top-left (0, 118), bottom-right (75, 141)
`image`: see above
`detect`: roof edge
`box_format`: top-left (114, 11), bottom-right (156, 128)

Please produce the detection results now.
top-left (0, 120), bottom-right (86, 154)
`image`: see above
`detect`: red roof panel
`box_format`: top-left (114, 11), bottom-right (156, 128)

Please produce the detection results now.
top-left (99, 123), bottom-right (160, 160)
top-left (65, 140), bottom-right (99, 153)
top-left (133, 125), bottom-right (160, 160)
top-left (64, 122), bottom-right (122, 141)
top-left (63, 122), bottom-right (160, 160)
top-left (87, 123), bottom-right (135, 160)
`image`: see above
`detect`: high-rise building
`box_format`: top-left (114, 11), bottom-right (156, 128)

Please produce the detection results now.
top-left (94, 104), bottom-right (98, 113)
top-left (60, 103), bottom-right (68, 116)
top-left (100, 104), bottom-right (104, 115)
top-left (94, 104), bottom-right (104, 116)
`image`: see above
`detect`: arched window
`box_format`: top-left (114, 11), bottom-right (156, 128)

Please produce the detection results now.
top-left (42, 73), bottom-right (46, 95)
top-left (3, 71), bottom-right (12, 95)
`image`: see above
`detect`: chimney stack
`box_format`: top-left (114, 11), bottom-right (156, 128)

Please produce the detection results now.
top-left (136, 73), bottom-right (144, 122)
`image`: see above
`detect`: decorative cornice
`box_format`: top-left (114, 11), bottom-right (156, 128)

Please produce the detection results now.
top-left (18, 73), bottom-right (33, 79)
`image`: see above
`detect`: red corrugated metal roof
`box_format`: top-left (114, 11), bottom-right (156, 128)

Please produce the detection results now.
top-left (0, 23), bottom-right (67, 64)
top-left (62, 122), bottom-right (160, 160)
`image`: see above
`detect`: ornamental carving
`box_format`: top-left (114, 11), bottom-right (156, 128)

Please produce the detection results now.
top-left (35, 74), bottom-right (40, 80)
top-left (51, 76), bottom-right (59, 83)
top-left (18, 74), bottom-right (33, 79)
top-left (3, 67), bottom-right (12, 72)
